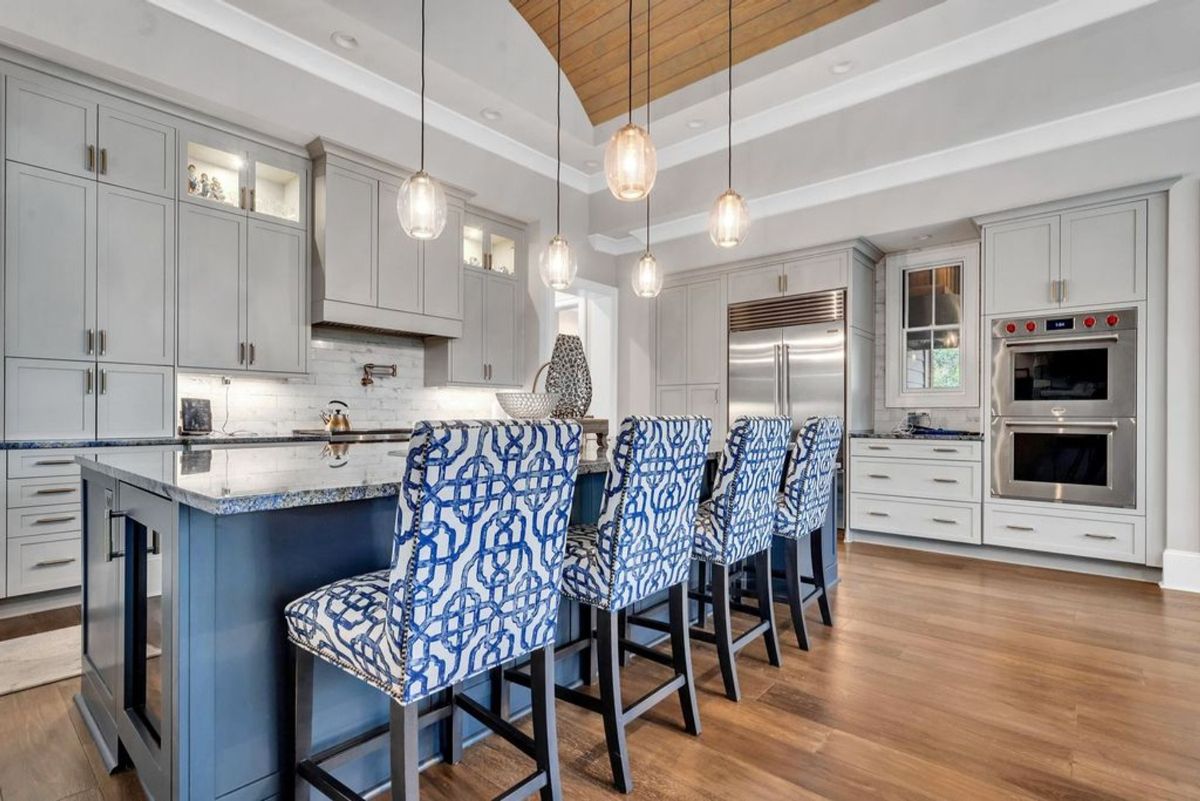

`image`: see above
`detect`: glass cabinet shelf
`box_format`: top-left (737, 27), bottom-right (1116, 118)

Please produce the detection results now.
top-left (254, 161), bottom-right (302, 223)
top-left (186, 141), bottom-right (242, 209)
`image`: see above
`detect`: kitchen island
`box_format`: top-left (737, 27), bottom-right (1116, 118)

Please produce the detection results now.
top-left (75, 439), bottom-right (836, 801)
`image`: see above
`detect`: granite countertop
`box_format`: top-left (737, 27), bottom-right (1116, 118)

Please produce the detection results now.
top-left (1, 433), bottom-right (330, 450)
top-left (851, 430), bottom-right (984, 441)
top-left (78, 440), bottom-right (620, 516)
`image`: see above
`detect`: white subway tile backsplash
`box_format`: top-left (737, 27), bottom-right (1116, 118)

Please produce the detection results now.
top-left (177, 328), bottom-right (499, 435)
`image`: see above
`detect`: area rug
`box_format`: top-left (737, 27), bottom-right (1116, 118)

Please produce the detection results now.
top-left (0, 625), bottom-right (81, 696)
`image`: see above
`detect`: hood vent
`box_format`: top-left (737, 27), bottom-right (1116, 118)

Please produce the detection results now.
top-left (728, 290), bottom-right (844, 332)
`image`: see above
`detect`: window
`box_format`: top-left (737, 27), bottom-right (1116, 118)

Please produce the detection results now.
top-left (885, 242), bottom-right (980, 409)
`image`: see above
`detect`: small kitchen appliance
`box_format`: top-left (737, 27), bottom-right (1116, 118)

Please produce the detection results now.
top-left (320, 400), bottom-right (352, 434)
top-left (180, 397), bottom-right (213, 436)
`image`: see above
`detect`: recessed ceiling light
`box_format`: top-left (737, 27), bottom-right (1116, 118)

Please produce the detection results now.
top-left (830, 60), bottom-right (854, 75)
top-left (915, 233), bottom-right (932, 241)
top-left (330, 31), bottom-right (359, 50)
top-left (686, 119), bottom-right (704, 129)
top-left (480, 108), bottom-right (502, 121)
top-left (584, 159), bottom-right (600, 169)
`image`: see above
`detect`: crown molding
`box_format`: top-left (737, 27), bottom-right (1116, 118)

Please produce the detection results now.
top-left (587, 233), bottom-right (642, 255)
top-left (145, 0), bottom-right (592, 193)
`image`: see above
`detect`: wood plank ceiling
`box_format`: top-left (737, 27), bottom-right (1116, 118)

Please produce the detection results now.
top-left (512, 0), bottom-right (877, 125)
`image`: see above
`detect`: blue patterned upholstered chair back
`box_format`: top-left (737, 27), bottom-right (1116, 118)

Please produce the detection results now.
top-left (593, 416), bottom-right (712, 610)
top-left (391, 419), bottom-right (582, 702)
top-left (776, 416), bottom-right (843, 538)
top-left (697, 416), bottom-right (791, 563)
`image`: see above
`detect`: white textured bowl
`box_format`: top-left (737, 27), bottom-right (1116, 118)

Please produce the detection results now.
top-left (496, 391), bottom-right (560, 419)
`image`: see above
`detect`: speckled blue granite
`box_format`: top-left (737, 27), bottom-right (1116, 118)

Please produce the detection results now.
top-left (850, 431), bottom-right (983, 441)
top-left (1, 433), bottom-right (329, 450)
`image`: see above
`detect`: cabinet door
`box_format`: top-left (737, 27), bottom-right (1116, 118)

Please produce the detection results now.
top-left (655, 285), bottom-right (687, 385)
top-left (686, 280), bottom-right (722, 384)
top-left (484, 275), bottom-right (519, 386)
top-left (656, 385), bottom-right (687, 416)
top-left (423, 204), bottom-right (465, 320)
top-left (727, 264), bottom-right (782, 305)
top-left (97, 186), bottom-right (175, 365)
top-left (98, 105), bottom-right (176, 197)
top-left (177, 204), bottom-right (246, 371)
top-left (4, 358), bottom-right (95, 440)
top-left (687, 385), bottom-right (724, 446)
top-left (249, 146), bottom-right (307, 229)
top-left (5, 163), bottom-right (97, 360)
top-left (181, 127), bottom-right (248, 213)
top-left (984, 216), bottom-right (1059, 314)
top-left (784, 252), bottom-right (848, 295)
top-left (5, 75), bottom-right (98, 178)
top-left (320, 164), bottom-right (377, 306)
top-left (377, 179), bottom-right (422, 314)
top-left (1060, 200), bottom-right (1146, 307)
top-left (97, 364), bottom-right (174, 438)
top-left (450, 270), bottom-right (486, 384)
top-left (246, 220), bottom-right (307, 373)
top-left (81, 474), bottom-right (123, 763)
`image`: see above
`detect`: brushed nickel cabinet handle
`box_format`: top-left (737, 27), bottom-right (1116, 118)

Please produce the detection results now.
top-left (933, 478), bottom-right (959, 484)
top-left (148, 529), bottom-right (161, 555)
top-left (85, 368), bottom-right (94, 395)
top-left (240, 187), bottom-right (247, 209)
top-left (867, 444), bottom-right (890, 451)
top-left (99, 329), bottom-right (107, 356)
top-left (867, 511), bottom-right (890, 518)
top-left (34, 459), bottom-right (74, 466)
top-left (1083, 532), bottom-right (1118, 540)
top-left (35, 514), bottom-right (78, 524)
top-left (34, 557), bottom-right (77, 568)
top-left (1061, 279), bottom-right (1068, 304)
top-left (99, 147), bottom-right (108, 175)
top-left (86, 144), bottom-right (96, 172)
top-left (1005, 524), bottom-right (1035, 532)
top-left (867, 473), bottom-right (890, 479)
top-left (100, 369), bottom-right (107, 395)
top-left (34, 487), bottom-right (75, 496)
top-left (250, 188), bottom-right (256, 211)
top-left (106, 510), bottom-right (127, 561)
top-left (239, 342), bottom-right (246, 364)
top-left (86, 328), bottom-right (95, 355)
top-left (932, 517), bottom-right (958, 525)
top-left (249, 343), bottom-right (256, 365)
top-left (783, 273), bottom-right (789, 294)
top-left (932, 447), bottom-right (959, 453)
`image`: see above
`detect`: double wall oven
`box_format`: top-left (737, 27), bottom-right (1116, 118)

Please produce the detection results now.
top-left (990, 308), bottom-right (1137, 508)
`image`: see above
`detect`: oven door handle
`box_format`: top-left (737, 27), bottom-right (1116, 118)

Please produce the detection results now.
top-left (1002, 333), bottom-right (1120, 347)
top-left (1002, 419), bottom-right (1120, 429)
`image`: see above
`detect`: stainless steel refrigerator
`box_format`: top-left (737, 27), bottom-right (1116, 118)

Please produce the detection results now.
top-left (727, 290), bottom-right (846, 432)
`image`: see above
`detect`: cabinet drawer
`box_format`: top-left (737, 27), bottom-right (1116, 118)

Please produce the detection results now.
top-left (7, 531), bottom-right (82, 596)
top-left (850, 438), bottom-right (982, 462)
top-left (851, 458), bottom-right (980, 502)
top-left (984, 507), bottom-right (1143, 563)
top-left (850, 494), bottom-right (980, 544)
top-left (8, 449), bottom-right (89, 478)
top-left (8, 476), bottom-right (82, 508)
top-left (8, 503), bottom-right (82, 538)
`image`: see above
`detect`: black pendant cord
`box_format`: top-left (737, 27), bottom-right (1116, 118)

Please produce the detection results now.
top-left (645, 0), bottom-right (651, 251)
top-left (726, 0), bottom-right (732, 189)
top-left (420, 0), bottom-right (426, 172)
top-left (556, 0), bottom-right (562, 236)
top-left (627, 0), bottom-right (633, 124)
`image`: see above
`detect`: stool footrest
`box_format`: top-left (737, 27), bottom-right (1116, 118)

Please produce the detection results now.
top-left (494, 770), bottom-right (548, 801)
top-left (625, 614), bottom-right (670, 634)
top-left (455, 694), bottom-right (537, 760)
top-left (690, 619), bottom-right (769, 654)
top-left (622, 674), bottom-right (686, 725)
top-left (619, 638), bottom-right (673, 667)
top-left (297, 759), bottom-right (362, 801)
top-left (505, 666), bottom-right (607, 715)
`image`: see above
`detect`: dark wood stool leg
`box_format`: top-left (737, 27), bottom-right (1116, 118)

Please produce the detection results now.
top-left (784, 537), bottom-right (811, 651)
top-left (292, 646), bottom-right (314, 801)
top-left (695, 560), bottom-right (710, 627)
top-left (711, 562), bottom-right (741, 702)
top-left (618, 608), bottom-right (632, 667)
top-left (669, 581), bottom-right (701, 736)
top-left (580, 604), bottom-right (598, 686)
top-left (597, 608), bottom-right (633, 793)
top-left (442, 683), bottom-right (463, 764)
top-left (389, 699), bottom-right (420, 801)
top-left (754, 548), bottom-right (782, 668)
top-left (811, 526), bottom-right (834, 627)
top-left (530, 645), bottom-right (563, 801)
top-left (491, 662), bottom-right (510, 721)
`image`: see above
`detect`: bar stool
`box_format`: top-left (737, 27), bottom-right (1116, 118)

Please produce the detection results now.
top-left (774, 415), bottom-right (843, 650)
top-left (517, 415), bottom-right (710, 795)
top-left (690, 416), bottom-right (791, 702)
top-left (285, 419), bottom-right (583, 801)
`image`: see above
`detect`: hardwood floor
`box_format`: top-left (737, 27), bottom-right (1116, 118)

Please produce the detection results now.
top-left (0, 605), bottom-right (79, 643)
top-left (3, 542), bottom-right (1198, 801)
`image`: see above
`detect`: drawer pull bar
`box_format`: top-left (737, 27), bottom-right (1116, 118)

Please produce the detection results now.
top-left (34, 515), bottom-right (78, 525)
top-left (33, 488), bottom-right (76, 496)
top-left (867, 473), bottom-right (891, 479)
top-left (932, 478), bottom-right (959, 484)
top-left (932, 518), bottom-right (958, 525)
top-left (1005, 524), bottom-right (1035, 532)
top-left (867, 445), bottom-right (891, 450)
top-left (34, 557), bottom-right (76, 568)
top-left (932, 448), bottom-right (960, 453)
top-left (1083, 533), bottom-right (1118, 541)
top-left (867, 511), bottom-right (890, 518)
top-left (33, 459), bottom-right (75, 466)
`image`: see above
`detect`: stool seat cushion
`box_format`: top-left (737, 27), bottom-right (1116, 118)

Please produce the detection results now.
top-left (285, 569), bottom-right (405, 699)
top-left (561, 523), bottom-right (614, 608)
top-left (775, 416), bottom-right (843, 540)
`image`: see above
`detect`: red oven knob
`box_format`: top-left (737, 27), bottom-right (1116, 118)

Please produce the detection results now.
top-left (1106, 314), bottom-right (1119, 327)
top-left (1005, 322), bottom-right (1017, 334)
top-left (1084, 316), bottom-right (1096, 328)
top-left (1025, 321), bottom-right (1037, 332)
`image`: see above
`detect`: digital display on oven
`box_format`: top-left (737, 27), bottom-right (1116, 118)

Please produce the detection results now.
top-left (1045, 317), bottom-right (1075, 331)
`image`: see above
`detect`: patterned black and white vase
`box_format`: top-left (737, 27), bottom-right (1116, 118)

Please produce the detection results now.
top-left (545, 334), bottom-right (592, 418)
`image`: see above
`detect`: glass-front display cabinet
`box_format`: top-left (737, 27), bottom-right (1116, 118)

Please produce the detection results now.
top-left (463, 211), bottom-right (523, 277)
top-left (181, 124), bottom-right (308, 228)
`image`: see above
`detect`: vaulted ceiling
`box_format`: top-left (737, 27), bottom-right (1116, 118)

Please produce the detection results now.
top-left (513, 0), bottom-right (877, 124)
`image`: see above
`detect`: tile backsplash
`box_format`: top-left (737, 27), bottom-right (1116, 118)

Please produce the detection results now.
top-left (177, 328), bottom-right (500, 435)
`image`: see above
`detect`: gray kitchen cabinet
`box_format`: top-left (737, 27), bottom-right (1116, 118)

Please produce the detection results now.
top-left (983, 216), bottom-right (1059, 314)
top-left (783, 251), bottom-right (849, 296)
top-left (425, 204), bottom-right (465, 320)
top-left (426, 268), bottom-right (521, 387)
top-left (687, 384), bottom-right (723, 442)
top-left (654, 285), bottom-right (687, 386)
top-left (181, 124), bottom-right (307, 229)
top-left (377, 178), bottom-right (422, 314)
top-left (4, 358), bottom-right (96, 440)
top-left (726, 264), bottom-right (782, 305)
top-left (656, 385), bottom-right (687, 416)
top-left (246, 220), bottom-right (307, 373)
top-left (97, 105), bottom-right (176, 197)
top-left (448, 269), bottom-right (486, 384)
top-left (97, 363), bottom-right (174, 438)
top-left (686, 280), bottom-right (722, 385)
top-left (483, 270), bottom-right (519, 386)
top-left (4, 73), bottom-right (98, 178)
top-left (4, 162), bottom-right (96, 360)
top-left (317, 162), bottom-right (378, 307)
top-left (97, 185), bottom-right (175, 366)
top-left (177, 203), bottom-right (246, 371)
top-left (80, 473), bottom-right (123, 767)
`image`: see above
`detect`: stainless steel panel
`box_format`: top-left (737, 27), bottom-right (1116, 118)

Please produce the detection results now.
top-left (783, 321), bottom-right (845, 433)
top-left (728, 327), bottom-right (782, 423)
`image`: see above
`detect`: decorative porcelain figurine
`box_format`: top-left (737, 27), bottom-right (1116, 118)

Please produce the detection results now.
top-left (210, 176), bottom-right (225, 202)
top-left (187, 164), bottom-right (198, 194)
top-left (545, 333), bottom-right (592, 418)
top-left (200, 173), bottom-right (210, 197)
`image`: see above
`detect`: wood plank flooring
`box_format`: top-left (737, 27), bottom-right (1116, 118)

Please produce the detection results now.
top-left (2, 542), bottom-right (1198, 801)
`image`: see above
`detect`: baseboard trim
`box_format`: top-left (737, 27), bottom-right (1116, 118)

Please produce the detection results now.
top-left (1161, 549), bottom-right (1200, 593)
top-left (0, 588), bottom-right (79, 619)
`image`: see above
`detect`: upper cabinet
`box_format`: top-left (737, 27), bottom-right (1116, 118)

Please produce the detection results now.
top-left (181, 124), bottom-right (307, 229)
top-left (654, 277), bottom-right (726, 442)
top-left (727, 250), bottom-right (850, 305)
top-left (463, 213), bottom-right (519, 276)
top-left (309, 139), bottom-right (467, 339)
top-left (982, 196), bottom-right (1149, 315)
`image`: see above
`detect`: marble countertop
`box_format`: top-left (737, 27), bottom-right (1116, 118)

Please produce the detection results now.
top-left (1, 433), bottom-right (330, 450)
top-left (79, 440), bottom-right (620, 516)
top-left (851, 430), bottom-right (983, 441)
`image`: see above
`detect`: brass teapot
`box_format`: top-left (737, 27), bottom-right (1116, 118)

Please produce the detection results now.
top-left (320, 400), bottom-right (352, 433)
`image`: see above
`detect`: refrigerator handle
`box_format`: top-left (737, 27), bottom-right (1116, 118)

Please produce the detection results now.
top-left (773, 344), bottom-right (783, 415)
top-left (782, 343), bottom-right (790, 419)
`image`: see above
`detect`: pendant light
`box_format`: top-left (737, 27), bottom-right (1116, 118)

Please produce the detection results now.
top-left (604, 0), bottom-right (656, 201)
top-left (632, 0), bottom-right (662, 299)
top-left (398, 0), bottom-right (447, 240)
top-left (708, 0), bottom-right (749, 248)
top-left (539, 0), bottom-right (578, 290)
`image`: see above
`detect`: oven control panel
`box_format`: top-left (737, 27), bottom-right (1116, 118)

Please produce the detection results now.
top-left (993, 307), bottom-right (1137, 338)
